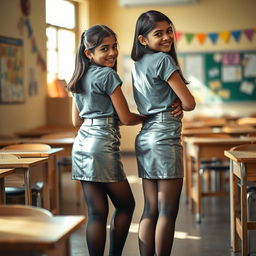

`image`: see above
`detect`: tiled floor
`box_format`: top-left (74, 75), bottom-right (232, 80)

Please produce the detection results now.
top-left (60, 153), bottom-right (255, 256)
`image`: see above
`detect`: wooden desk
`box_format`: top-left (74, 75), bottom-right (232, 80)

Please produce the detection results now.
top-left (15, 125), bottom-right (77, 138)
top-left (0, 148), bottom-right (63, 214)
top-left (0, 215), bottom-right (86, 256)
top-left (183, 136), bottom-right (256, 222)
top-left (182, 119), bottom-right (227, 129)
top-left (0, 169), bottom-right (15, 204)
top-left (0, 158), bottom-right (50, 210)
top-left (224, 149), bottom-right (256, 256)
top-left (182, 126), bottom-right (256, 137)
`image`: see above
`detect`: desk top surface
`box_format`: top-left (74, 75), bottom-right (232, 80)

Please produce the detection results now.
top-left (0, 169), bottom-right (15, 178)
top-left (182, 126), bottom-right (256, 136)
top-left (0, 216), bottom-right (86, 248)
top-left (15, 125), bottom-right (77, 138)
top-left (28, 138), bottom-right (75, 145)
top-left (0, 157), bottom-right (48, 168)
top-left (183, 136), bottom-right (256, 145)
top-left (224, 150), bottom-right (256, 162)
top-left (0, 148), bottom-right (64, 157)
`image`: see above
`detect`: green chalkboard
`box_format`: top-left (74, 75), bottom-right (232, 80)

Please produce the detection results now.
top-left (178, 51), bottom-right (256, 103)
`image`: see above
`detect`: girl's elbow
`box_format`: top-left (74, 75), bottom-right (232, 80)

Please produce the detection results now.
top-left (120, 119), bottom-right (130, 125)
top-left (183, 100), bottom-right (196, 111)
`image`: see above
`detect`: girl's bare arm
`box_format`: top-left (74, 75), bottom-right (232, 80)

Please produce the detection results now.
top-left (167, 71), bottom-right (196, 111)
top-left (72, 99), bottom-right (83, 128)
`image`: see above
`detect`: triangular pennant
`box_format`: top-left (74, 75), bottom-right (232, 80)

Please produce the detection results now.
top-left (220, 31), bottom-right (230, 43)
top-left (197, 33), bottom-right (207, 44)
top-left (185, 33), bottom-right (194, 43)
top-left (244, 29), bottom-right (254, 41)
top-left (208, 33), bottom-right (218, 44)
top-left (231, 30), bottom-right (241, 42)
top-left (175, 31), bottom-right (183, 42)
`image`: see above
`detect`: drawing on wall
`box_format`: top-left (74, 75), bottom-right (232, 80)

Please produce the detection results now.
top-left (0, 36), bottom-right (24, 103)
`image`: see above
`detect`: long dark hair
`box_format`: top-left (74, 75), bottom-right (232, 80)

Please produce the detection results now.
top-left (67, 25), bottom-right (117, 93)
top-left (131, 10), bottom-right (188, 84)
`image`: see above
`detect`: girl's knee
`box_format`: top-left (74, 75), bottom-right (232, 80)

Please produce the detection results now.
top-left (158, 203), bottom-right (179, 220)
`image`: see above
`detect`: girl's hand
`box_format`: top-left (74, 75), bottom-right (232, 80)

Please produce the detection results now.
top-left (171, 100), bottom-right (183, 119)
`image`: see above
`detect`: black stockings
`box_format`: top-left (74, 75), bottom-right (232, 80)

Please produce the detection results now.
top-left (139, 178), bottom-right (183, 256)
top-left (81, 180), bottom-right (135, 256)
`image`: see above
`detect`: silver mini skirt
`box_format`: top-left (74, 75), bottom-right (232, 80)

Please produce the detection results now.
top-left (72, 117), bottom-right (126, 182)
top-left (135, 112), bottom-right (183, 179)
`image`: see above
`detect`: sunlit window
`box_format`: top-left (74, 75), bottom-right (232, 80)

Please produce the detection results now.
top-left (45, 0), bottom-right (76, 96)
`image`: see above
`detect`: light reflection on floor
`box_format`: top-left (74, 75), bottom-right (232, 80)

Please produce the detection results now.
top-left (107, 222), bottom-right (201, 240)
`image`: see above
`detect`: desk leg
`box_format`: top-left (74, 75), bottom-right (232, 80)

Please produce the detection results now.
top-left (51, 156), bottom-right (59, 214)
top-left (24, 169), bottom-right (32, 205)
top-left (188, 155), bottom-right (193, 212)
top-left (195, 158), bottom-right (202, 223)
top-left (229, 160), bottom-right (234, 249)
top-left (0, 178), bottom-right (5, 204)
top-left (232, 174), bottom-right (239, 252)
top-left (241, 178), bottom-right (248, 256)
top-left (45, 238), bottom-right (71, 256)
top-left (43, 162), bottom-right (50, 210)
top-left (182, 140), bottom-right (189, 203)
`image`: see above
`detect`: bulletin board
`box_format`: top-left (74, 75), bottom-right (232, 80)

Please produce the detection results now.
top-left (0, 35), bottom-right (24, 104)
top-left (178, 51), bottom-right (256, 103)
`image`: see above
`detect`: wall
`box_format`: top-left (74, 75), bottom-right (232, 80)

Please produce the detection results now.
top-left (88, 0), bottom-right (256, 151)
top-left (0, 0), bottom-right (47, 135)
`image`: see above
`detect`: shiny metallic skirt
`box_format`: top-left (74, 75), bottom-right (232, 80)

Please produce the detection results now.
top-left (135, 112), bottom-right (183, 179)
top-left (72, 117), bottom-right (126, 182)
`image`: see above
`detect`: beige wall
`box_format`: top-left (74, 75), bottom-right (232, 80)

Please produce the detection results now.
top-left (0, 0), bottom-right (47, 135)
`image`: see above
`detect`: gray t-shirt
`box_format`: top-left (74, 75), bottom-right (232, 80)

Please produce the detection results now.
top-left (132, 52), bottom-right (179, 115)
top-left (73, 64), bottom-right (121, 119)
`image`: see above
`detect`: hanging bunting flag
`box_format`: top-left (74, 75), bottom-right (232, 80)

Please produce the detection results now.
top-left (185, 33), bottom-right (194, 44)
top-left (17, 17), bottom-right (24, 35)
top-left (220, 31), bottom-right (230, 43)
top-left (208, 33), bottom-right (218, 44)
top-left (16, 17), bottom-right (46, 72)
top-left (176, 27), bottom-right (255, 45)
top-left (24, 18), bottom-right (33, 38)
top-left (244, 29), bottom-right (254, 41)
top-left (231, 30), bottom-right (242, 42)
top-left (31, 36), bottom-right (37, 53)
top-left (197, 33), bottom-right (207, 44)
top-left (175, 31), bottom-right (183, 42)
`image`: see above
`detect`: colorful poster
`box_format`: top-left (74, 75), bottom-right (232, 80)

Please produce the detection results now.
top-left (0, 36), bottom-right (24, 103)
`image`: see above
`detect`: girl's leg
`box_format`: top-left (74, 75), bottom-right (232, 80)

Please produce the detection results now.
top-left (105, 180), bottom-right (135, 256)
top-left (81, 181), bottom-right (109, 256)
top-left (139, 179), bottom-right (158, 256)
top-left (155, 178), bottom-right (183, 256)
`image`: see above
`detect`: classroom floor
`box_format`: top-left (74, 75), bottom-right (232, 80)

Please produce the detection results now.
top-left (60, 153), bottom-right (254, 256)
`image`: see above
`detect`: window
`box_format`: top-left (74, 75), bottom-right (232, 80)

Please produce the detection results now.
top-left (45, 0), bottom-right (77, 96)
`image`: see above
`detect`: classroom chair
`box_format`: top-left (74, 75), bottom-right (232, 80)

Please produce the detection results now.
top-left (0, 204), bottom-right (53, 218)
